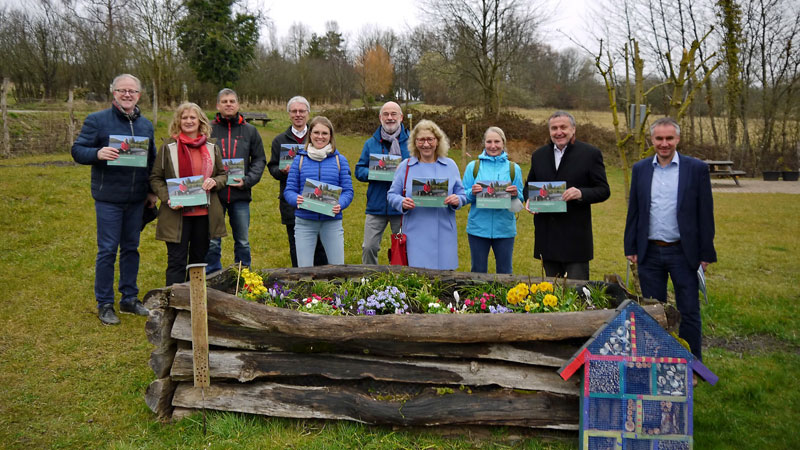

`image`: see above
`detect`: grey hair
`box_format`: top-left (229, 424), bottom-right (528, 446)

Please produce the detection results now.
top-left (483, 126), bottom-right (507, 148)
top-left (286, 96), bottom-right (310, 112)
top-left (216, 88), bottom-right (238, 103)
top-left (110, 74), bottom-right (142, 93)
top-left (649, 117), bottom-right (681, 136)
top-left (548, 110), bottom-right (576, 128)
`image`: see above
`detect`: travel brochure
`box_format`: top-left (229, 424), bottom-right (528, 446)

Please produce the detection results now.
top-left (527, 181), bottom-right (567, 213)
top-left (166, 175), bottom-right (208, 207)
top-left (367, 153), bottom-right (401, 181)
top-left (300, 178), bottom-right (342, 217)
top-left (222, 158), bottom-right (245, 185)
top-left (411, 177), bottom-right (449, 208)
top-left (279, 144), bottom-right (302, 170)
top-left (108, 135), bottom-right (148, 167)
top-left (475, 180), bottom-right (511, 209)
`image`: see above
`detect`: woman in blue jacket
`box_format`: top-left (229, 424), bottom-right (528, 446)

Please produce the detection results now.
top-left (462, 127), bottom-right (524, 274)
top-left (284, 116), bottom-right (353, 267)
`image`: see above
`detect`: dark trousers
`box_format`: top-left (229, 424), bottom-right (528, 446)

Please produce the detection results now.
top-left (286, 223), bottom-right (327, 267)
top-left (542, 260), bottom-right (590, 280)
top-left (165, 216), bottom-right (209, 286)
top-left (94, 200), bottom-right (144, 307)
top-left (467, 234), bottom-right (515, 274)
top-left (638, 242), bottom-right (702, 360)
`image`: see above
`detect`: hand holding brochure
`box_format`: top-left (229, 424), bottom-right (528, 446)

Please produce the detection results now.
top-left (411, 178), bottom-right (449, 207)
top-left (222, 158), bottom-right (245, 185)
top-left (167, 175), bottom-right (209, 207)
top-left (299, 179), bottom-right (342, 217)
top-left (476, 180), bottom-right (511, 209)
top-left (527, 181), bottom-right (567, 213)
top-left (279, 144), bottom-right (301, 170)
top-left (108, 135), bottom-right (149, 167)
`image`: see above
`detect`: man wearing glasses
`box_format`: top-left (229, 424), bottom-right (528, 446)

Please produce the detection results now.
top-left (71, 74), bottom-right (157, 325)
top-left (267, 96), bottom-right (327, 267)
top-left (354, 102), bottom-right (410, 264)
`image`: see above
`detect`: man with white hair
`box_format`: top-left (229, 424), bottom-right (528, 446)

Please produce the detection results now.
top-left (267, 96), bottom-right (327, 266)
top-left (71, 74), bottom-right (157, 325)
top-left (354, 101), bottom-right (410, 264)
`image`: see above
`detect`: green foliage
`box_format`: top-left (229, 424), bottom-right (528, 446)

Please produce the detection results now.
top-left (176, 0), bottom-right (259, 87)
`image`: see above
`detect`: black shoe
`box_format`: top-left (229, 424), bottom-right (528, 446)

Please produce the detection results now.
top-left (119, 298), bottom-right (149, 316)
top-left (98, 304), bottom-right (120, 325)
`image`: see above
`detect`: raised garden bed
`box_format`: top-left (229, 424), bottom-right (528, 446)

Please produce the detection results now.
top-left (144, 265), bottom-right (671, 431)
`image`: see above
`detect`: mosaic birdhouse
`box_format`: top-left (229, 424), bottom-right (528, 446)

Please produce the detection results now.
top-left (558, 300), bottom-right (718, 450)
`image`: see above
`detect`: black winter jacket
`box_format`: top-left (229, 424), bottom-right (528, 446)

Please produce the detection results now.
top-left (211, 113), bottom-right (266, 204)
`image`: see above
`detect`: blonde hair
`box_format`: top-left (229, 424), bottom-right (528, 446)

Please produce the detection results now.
top-left (409, 119), bottom-right (449, 160)
top-left (483, 126), bottom-right (507, 148)
top-left (169, 102), bottom-right (211, 137)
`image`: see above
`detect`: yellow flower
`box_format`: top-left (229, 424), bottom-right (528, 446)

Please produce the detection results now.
top-left (516, 283), bottom-right (530, 297)
top-left (538, 282), bottom-right (553, 293)
top-left (524, 303), bottom-right (531, 312)
top-left (543, 294), bottom-right (558, 308)
top-left (529, 283), bottom-right (539, 294)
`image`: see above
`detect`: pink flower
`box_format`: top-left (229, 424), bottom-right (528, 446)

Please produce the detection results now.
top-left (480, 303), bottom-right (486, 310)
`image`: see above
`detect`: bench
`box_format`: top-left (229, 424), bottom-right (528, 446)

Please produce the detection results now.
top-left (240, 112), bottom-right (271, 126)
top-left (705, 160), bottom-right (746, 186)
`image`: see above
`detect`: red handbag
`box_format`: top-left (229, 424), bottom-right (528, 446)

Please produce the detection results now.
top-left (388, 163), bottom-right (410, 266)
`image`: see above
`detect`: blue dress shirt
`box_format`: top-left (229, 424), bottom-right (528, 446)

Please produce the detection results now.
top-left (648, 152), bottom-right (681, 242)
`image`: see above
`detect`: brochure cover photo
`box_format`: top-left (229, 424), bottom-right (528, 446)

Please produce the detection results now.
top-left (279, 144), bottom-right (302, 170)
top-left (411, 178), bottom-right (449, 207)
top-left (223, 158), bottom-right (245, 185)
top-left (167, 175), bottom-right (209, 207)
top-left (367, 154), bottom-right (401, 181)
top-left (299, 179), bottom-right (342, 217)
top-left (527, 181), bottom-right (567, 213)
top-left (475, 180), bottom-right (511, 209)
top-left (108, 135), bottom-right (149, 167)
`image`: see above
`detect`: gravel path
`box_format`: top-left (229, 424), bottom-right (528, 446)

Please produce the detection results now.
top-left (711, 178), bottom-right (800, 194)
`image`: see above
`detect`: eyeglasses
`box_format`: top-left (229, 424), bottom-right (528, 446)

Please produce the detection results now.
top-left (114, 89), bottom-right (140, 95)
top-left (415, 137), bottom-right (437, 144)
top-left (289, 109), bottom-right (308, 115)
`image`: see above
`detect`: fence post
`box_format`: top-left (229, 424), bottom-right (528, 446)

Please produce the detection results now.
top-left (1, 77), bottom-right (9, 157)
top-left (461, 123), bottom-right (467, 168)
top-left (68, 88), bottom-right (75, 143)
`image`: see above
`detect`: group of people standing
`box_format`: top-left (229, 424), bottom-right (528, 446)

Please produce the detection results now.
top-left (72, 73), bottom-right (715, 361)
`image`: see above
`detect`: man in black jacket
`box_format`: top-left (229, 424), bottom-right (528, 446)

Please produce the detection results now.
top-left (266, 96), bottom-right (327, 267)
top-left (523, 111), bottom-right (610, 280)
top-left (205, 88), bottom-right (266, 273)
top-left (71, 74), bottom-right (156, 325)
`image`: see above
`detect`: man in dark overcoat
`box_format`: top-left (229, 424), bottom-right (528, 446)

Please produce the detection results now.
top-left (523, 111), bottom-right (610, 280)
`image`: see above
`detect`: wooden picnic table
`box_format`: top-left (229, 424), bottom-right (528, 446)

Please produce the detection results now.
top-left (705, 160), bottom-right (746, 186)
top-left (241, 112), bottom-right (271, 126)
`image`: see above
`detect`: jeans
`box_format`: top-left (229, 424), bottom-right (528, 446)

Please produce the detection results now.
top-left (206, 200), bottom-right (250, 273)
top-left (94, 200), bottom-right (145, 307)
top-left (165, 215), bottom-right (209, 286)
top-left (542, 260), bottom-right (590, 280)
top-left (638, 242), bottom-right (702, 360)
top-left (362, 214), bottom-right (402, 265)
top-left (467, 234), bottom-right (515, 274)
top-left (294, 217), bottom-right (344, 267)
top-left (286, 223), bottom-right (327, 267)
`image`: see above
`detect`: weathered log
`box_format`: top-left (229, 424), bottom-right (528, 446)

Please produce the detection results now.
top-left (144, 288), bottom-right (177, 378)
top-left (171, 381), bottom-right (579, 429)
top-left (170, 311), bottom-right (580, 366)
top-left (169, 349), bottom-right (580, 395)
top-left (145, 377), bottom-right (177, 420)
top-left (168, 284), bottom-right (668, 343)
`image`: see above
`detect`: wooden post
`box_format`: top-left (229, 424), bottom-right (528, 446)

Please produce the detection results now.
top-left (187, 263), bottom-right (210, 388)
top-left (151, 79), bottom-right (158, 127)
top-left (461, 123), bottom-right (467, 168)
top-left (1, 77), bottom-right (9, 157)
top-left (68, 88), bottom-right (75, 143)
top-left (407, 113), bottom-right (413, 132)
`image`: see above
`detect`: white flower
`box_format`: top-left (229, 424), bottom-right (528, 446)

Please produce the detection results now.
top-left (305, 303), bottom-right (312, 308)
top-left (582, 287), bottom-right (591, 298)
top-left (453, 291), bottom-right (460, 304)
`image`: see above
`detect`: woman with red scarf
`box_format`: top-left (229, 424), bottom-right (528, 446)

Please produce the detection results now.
top-left (150, 103), bottom-right (227, 286)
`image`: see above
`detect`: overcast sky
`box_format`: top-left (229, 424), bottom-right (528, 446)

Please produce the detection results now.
top-left (258, 0), bottom-right (596, 52)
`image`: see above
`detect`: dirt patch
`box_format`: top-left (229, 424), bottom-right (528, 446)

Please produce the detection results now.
top-left (711, 178), bottom-right (800, 194)
top-left (704, 335), bottom-right (799, 355)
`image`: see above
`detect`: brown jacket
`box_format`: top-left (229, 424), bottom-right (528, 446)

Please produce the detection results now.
top-left (150, 138), bottom-right (228, 243)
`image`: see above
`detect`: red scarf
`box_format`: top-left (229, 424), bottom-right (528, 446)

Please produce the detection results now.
top-left (176, 133), bottom-right (208, 178)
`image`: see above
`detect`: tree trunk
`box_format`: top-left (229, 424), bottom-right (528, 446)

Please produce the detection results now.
top-left (1, 78), bottom-right (9, 157)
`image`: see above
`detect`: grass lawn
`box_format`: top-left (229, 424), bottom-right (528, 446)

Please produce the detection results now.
top-left (0, 112), bottom-right (798, 449)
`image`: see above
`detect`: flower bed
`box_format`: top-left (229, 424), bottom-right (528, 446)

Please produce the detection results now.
top-left (144, 265), bottom-right (670, 431)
